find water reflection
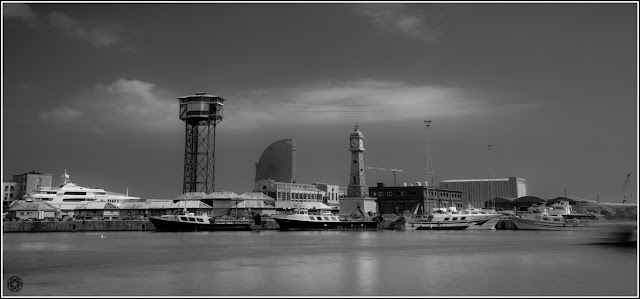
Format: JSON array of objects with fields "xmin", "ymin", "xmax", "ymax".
[{"xmin": 2, "ymin": 230, "xmax": 636, "ymax": 296}]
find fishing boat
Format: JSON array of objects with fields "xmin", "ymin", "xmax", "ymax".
[
  {"xmin": 272, "ymin": 205, "xmax": 378, "ymax": 231},
  {"xmin": 148, "ymin": 210, "xmax": 252, "ymax": 232},
  {"xmin": 542, "ymin": 201, "xmax": 607, "ymax": 222},
  {"xmin": 510, "ymin": 205, "xmax": 605, "ymax": 230},
  {"xmin": 405, "ymin": 205, "xmax": 503, "ymax": 230}
]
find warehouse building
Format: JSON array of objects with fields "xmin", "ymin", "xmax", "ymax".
[{"xmin": 440, "ymin": 177, "xmax": 527, "ymax": 208}]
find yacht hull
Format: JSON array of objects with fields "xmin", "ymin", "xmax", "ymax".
[
  {"xmin": 273, "ymin": 218, "xmax": 378, "ymax": 231},
  {"xmin": 407, "ymin": 217, "xmax": 500, "ymax": 231},
  {"xmin": 149, "ymin": 217, "xmax": 252, "ymax": 232},
  {"xmin": 510, "ymin": 217, "xmax": 599, "ymax": 230}
]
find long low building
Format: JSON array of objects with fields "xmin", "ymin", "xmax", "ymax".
[
  {"xmin": 254, "ymin": 179, "xmax": 324, "ymax": 202},
  {"xmin": 487, "ymin": 196, "xmax": 638, "ymax": 219},
  {"xmin": 6, "ymin": 201, "xmax": 60, "ymax": 220},
  {"xmin": 368, "ymin": 183, "xmax": 464, "ymax": 215},
  {"xmin": 440, "ymin": 177, "xmax": 527, "ymax": 208}
]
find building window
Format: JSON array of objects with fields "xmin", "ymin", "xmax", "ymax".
[
  {"xmin": 378, "ymin": 192, "xmax": 384, "ymax": 196},
  {"xmin": 387, "ymin": 192, "xmax": 392, "ymax": 196},
  {"xmin": 401, "ymin": 191, "xmax": 405, "ymax": 196}
]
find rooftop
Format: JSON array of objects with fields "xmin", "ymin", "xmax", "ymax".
[{"xmin": 8, "ymin": 201, "xmax": 59, "ymax": 211}]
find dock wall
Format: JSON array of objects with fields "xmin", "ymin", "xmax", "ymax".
[
  {"xmin": 3, "ymin": 218, "xmax": 282, "ymax": 232},
  {"xmin": 3, "ymin": 218, "xmax": 512, "ymax": 231},
  {"xmin": 2, "ymin": 220, "xmax": 156, "ymax": 232},
  {"xmin": 250, "ymin": 218, "xmax": 280, "ymax": 230}
]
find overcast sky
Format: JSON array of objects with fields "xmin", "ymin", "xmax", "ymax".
[{"xmin": 2, "ymin": 2, "xmax": 637, "ymax": 202}]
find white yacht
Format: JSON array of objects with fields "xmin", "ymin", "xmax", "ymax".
[
  {"xmin": 23, "ymin": 170, "xmax": 145, "ymax": 211},
  {"xmin": 406, "ymin": 204, "xmax": 504, "ymax": 230}
]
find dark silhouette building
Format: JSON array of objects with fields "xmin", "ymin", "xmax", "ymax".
[
  {"xmin": 369, "ymin": 183, "xmax": 464, "ymax": 215},
  {"xmin": 254, "ymin": 139, "xmax": 296, "ymax": 184}
]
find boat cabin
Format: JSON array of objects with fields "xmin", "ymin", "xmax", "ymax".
[{"xmin": 160, "ymin": 212, "xmax": 210, "ymax": 224}]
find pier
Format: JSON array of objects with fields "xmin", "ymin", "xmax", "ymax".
[{"xmin": 2, "ymin": 218, "xmax": 281, "ymax": 232}]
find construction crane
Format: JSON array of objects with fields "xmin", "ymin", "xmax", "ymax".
[
  {"xmin": 618, "ymin": 173, "xmax": 632, "ymax": 203},
  {"xmin": 366, "ymin": 167, "xmax": 403, "ymax": 187}
]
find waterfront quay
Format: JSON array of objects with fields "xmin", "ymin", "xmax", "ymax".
[
  {"xmin": 2, "ymin": 217, "xmax": 518, "ymax": 232},
  {"xmin": 2, "ymin": 218, "xmax": 281, "ymax": 232}
]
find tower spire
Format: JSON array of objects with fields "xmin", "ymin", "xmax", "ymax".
[{"xmin": 347, "ymin": 125, "xmax": 367, "ymax": 197}]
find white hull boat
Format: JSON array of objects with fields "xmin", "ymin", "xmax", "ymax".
[
  {"xmin": 406, "ymin": 205, "xmax": 503, "ymax": 231},
  {"xmin": 22, "ymin": 170, "xmax": 145, "ymax": 211}
]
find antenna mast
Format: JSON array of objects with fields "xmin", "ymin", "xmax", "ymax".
[
  {"xmin": 425, "ymin": 120, "xmax": 435, "ymax": 213},
  {"xmin": 424, "ymin": 120, "xmax": 433, "ymax": 186},
  {"xmin": 487, "ymin": 144, "xmax": 494, "ymax": 209}
]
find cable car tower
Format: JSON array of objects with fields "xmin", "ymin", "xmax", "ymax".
[{"xmin": 178, "ymin": 92, "xmax": 225, "ymax": 194}]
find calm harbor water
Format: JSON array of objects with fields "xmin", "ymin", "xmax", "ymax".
[{"xmin": 2, "ymin": 229, "xmax": 637, "ymax": 296}]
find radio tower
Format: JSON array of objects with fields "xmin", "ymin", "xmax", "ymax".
[
  {"xmin": 424, "ymin": 120, "xmax": 434, "ymax": 187},
  {"xmin": 488, "ymin": 144, "xmax": 494, "ymax": 209},
  {"xmin": 178, "ymin": 92, "xmax": 225, "ymax": 194}
]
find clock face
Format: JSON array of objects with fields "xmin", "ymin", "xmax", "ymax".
[
  {"xmin": 350, "ymin": 139, "xmax": 358, "ymax": 147},
  {"xmin": 359, "ymin": 140, "xmax": 363, "ymax": 147}
]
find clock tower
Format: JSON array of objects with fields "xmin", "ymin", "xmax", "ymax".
[
  {"xmin": 340, "ymin": 125, "xmax": 377, "ymax": 217},
  {"xmin": 347, "ymin": 125, "xmax": 368, "ymax": 197}
]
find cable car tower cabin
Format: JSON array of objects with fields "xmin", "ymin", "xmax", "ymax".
[{"xmin": 178, "ymin": 92, "xmax": 225, "ymax": 194}]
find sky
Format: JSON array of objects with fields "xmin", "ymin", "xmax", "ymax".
[{"xmin": 2, "ymin": 2, "xmax": 638, "ymax": 202}]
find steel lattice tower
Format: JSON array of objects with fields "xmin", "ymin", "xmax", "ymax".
[
  {"xmin": 424, "ymin": 120, "xmax": 434, "ymax": 187},
  {"xmin": 178, "ymin": 92, "xmax": 225, "ymax": 194}
]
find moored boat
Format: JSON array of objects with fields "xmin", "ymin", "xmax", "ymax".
[
  {"xmin": 149, "ymin": 211, "xmax": 252, "ymax": 232},
  {"xmin": 542, "ymin": 201, "xmax": 607, "ymax": 222},
  {"xmin": 23, "ymin": 170, "xmax": 145, "ymax": 211},
  {"xmin": 510, "ymin": 203, "xmax": 607, "ymax": 230},
  {"xmin": 272, "ymin": 208, "xmax": 377, "ymax": 231},
  {"xmin": 407, "ymin": 215, "xmax": 501, "ymax": 230},
  {"xmin": 406, "ymin": 205, "xmax": 503, "ymax": 231},
  {"xmin": 510, "ymin": 212, "xmax": 601, "ymax": 230}
]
